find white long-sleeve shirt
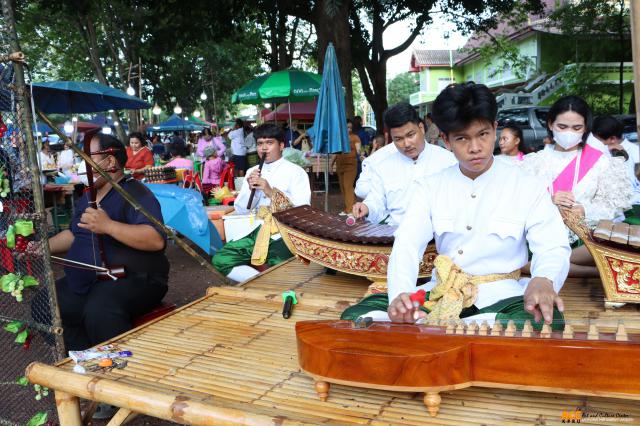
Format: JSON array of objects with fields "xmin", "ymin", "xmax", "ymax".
[
  {"xmin": 229, "ymin": 128, "xmax": 246, "ymax": 156},
  {"xmin": 362, "ymin": 143, "xmax": 457, "ymax": 226},
  {"xmin": 355, "ymin": 143, "xmax": 398, "ymax": 199},
  {"xmin": 520, "ymin": 147, "xmax": 632, "ymax": 236},
  {"xmin": 388, "ymin": 159, "xmax": 570, "ymax": 309},
  {"xmin": 234, "ymin": 157, "xmax": 310, "ymax": 215}
]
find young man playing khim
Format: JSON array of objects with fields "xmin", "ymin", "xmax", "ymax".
[
  {"xmin": 212, "ymin": 124, "xmax": 310, "ymax": 282},
  {"xmin": 351, "ymin": 102, "xmax": 456, "ymax": 226},
  {"xmin": 342, "ymin": 83, "xmax": 570, "ymax": 328}
]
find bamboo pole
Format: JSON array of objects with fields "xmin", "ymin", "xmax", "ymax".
[
  {"xmin": 36, "ymin": 111, "xmax": 231, "ymax": 285},
  {"xmin": 54, "ymin": 390, "xmax": 82, "ymax": 426},
  {"xmin": 26, "ymin": 362, "xmax": 304, "ymax": 425},
  {"xmin": 1, "ymin": 0, "xmax": 66, "ymax": 359}
]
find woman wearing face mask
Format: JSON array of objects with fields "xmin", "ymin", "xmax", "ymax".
[{"xmin": 520, "ymin": 95, "xmax": 632, "ymax": 277}]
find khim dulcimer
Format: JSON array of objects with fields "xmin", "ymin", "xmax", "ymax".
[{"xmin": 296, "ymin": 318, "xmax": 640, "ymax": 417}]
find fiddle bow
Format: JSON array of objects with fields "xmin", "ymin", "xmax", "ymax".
[{"xmin": 80, "ymin": 129, "xmax": 125, "ymax": 281}]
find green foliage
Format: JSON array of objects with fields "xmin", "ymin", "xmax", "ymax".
[
  {"xmin": 26, "ymin": 412, "xmax": 47, "ymax": 426},
  {"xmin": 16, "ymin": 376, "xmax": 29, "ymax": 386},
  {"xmin": 387, "ymin": 72, "xmax": 419, "ymax": 106},
  {"xmin": 548, "ymin": 0, "xmax": 630, "ymax": 113},
  {"xmin": 14, "ymin": 0, "xmax": 261, "ymax": 124}
]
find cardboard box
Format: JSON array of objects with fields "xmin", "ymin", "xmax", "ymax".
[{"xmin": 206, "ymin": 206, "xmax": 235, "ymax": 241}]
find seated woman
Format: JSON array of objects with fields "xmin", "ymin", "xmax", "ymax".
[
  {"xmin": 519, "ymin": 95, "xmax": 632, "ymax": 277},
  {"xmin": 495, "ymin": 125, "xmax": 524, "ymax": 163},
  {"xmin": 125, "ymin": 132, "xmax": 153, "ymax": 180},
  {"xmin": 165, "ymin": 143, "xmax": 193, "ymax": 171},
  {"xmin": 201, "ymin": 146, "xmax": 225, "ymax": 196}
]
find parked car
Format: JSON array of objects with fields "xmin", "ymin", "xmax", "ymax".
[{"xmin": 496, "ymin": 106, "xmax": 550, "ymax": 153}]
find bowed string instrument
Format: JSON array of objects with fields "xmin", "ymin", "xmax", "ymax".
[{"xmin": 50, "ymin": 129, "xmax": 125, "ymax": 281}]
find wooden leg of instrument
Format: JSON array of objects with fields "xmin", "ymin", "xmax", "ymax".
[
  {"xmin": 55, "ymin": 390, "xmax": 82, "ymax": 426},
  {"xmin": 423, "ymin": 392, "xmax": 441, "ymax": 417},
  {"xmin": 315, "ymin": 381, "xmax": 330, "ymax": 401}
]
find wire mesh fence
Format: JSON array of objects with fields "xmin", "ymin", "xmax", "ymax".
[{"xmin": 0, "ymin": 6, "xmax": 63, "ymax": 425}]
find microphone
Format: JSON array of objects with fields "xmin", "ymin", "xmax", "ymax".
[{"xmin": 246, "ymin": 154, "xmax": 266, "ymax": 210}]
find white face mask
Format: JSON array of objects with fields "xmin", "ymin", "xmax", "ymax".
[{"xmin": 553, "ymin": 130, "xmax": 583, "ymax": 149}]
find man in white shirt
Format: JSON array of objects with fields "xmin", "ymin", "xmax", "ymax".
[
  {"xmin": 342, "ymin": 83, "xmax": 570, "ymax": 328},
  {"xmin": 229, "ymin": 119, "xmax": 247, "ymax": 176},
  {"xmin": 354, "ymin": 143, "xmax": 397, "ymax": 199},
  {"xmin": 213, "ymin": 124, "xmax": 311, "ymax": 282},
  {"xmin": 351, "ymin": 102, "xmax": 457, "ymax": 226}
]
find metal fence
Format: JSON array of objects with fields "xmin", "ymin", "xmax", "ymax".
[{"xmin": 0, "ymin": 4, "xmax": 63, "ymax": 425}]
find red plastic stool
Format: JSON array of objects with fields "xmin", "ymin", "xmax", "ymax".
[
  {"xmin": 222, "ymin": 196, "xmax": 236, "ymax": 206},
  {"xmin": 133, "ymin": 302, "xmax": 177, "ymax": 327}
]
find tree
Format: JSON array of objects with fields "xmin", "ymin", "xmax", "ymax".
[
  {"xmin": 348, "ymin": 0, "xmax": 545, "ymax": 130},
  {"xmin": 387, "ymin": 72, "xmax": 419, "ymax": 106},
  {"xmin": 14, "ymin": 0, "xmax": 259, "ymax": 132},
  {"xmin": 548, "ymin": 0, "xmax": 630, "ymax": 114}
]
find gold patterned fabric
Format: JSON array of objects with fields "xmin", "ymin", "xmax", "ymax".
[
  {"xmin": 424, "ymin": 255, "xmax": 521, "ymax": 321},
  {"xmin": 251, "ymin": 206, "xmax": 279, "ymax": 266}
]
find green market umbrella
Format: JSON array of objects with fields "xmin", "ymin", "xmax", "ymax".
[{"xmin": 231, "ymin": 69, "xmax": 321, "ymax": 105}]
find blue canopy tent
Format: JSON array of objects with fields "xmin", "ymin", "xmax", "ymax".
[
  {"xmin": 145, "ymin": 183, "xmax": 223, "ymax": 255},
  {"xmin": 149, "ymin": 114, "xmax": 205, "ymax": 133},
  {"xmin": 312, "ymin": 43, "xmax": 351, "ymax": 211},
  {"xmin": 30, "ymin": 81, "xmax": 150, "ymax": 113}
]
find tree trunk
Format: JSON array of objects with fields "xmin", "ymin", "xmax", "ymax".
[
  {"xmin": 75, "ymin": 13, "xmax": 128, "ymax": 142},
  {"xmin": 314, "ymin": 1, "xmax": 354, "ymax": 118}
]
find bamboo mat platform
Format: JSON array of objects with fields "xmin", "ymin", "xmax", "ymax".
[{"xmin": 29, "ymin": 259, "xmax": 640, "ymax": 425}]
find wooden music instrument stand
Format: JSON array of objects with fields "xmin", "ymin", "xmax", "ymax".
[{"xmin": 562, "ymin": 210, "xmax": 640, "ymax": 308}]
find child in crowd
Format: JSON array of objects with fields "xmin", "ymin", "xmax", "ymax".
[
  {"xmin": 202, "ymin": 146, "xmax": 225, "ymax": 196},
  {"xmin": 165, "ymin": 144, "xmax": 193, "ymax": 171}
]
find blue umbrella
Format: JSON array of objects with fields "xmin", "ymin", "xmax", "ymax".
[
  {"xmin": 150, "ymin": 114, "xmax": 205, "ymax": 132},
  {"xmin": 145, "ymin": 183, "xmax": 223, "ymax": 255},
  {"xmin": 312, "ymin": 43, "xmax": 350, "ymax": 210},
  {"xmin": 31, "ymin": 81, "xmax": 151, "ymax": 113}
]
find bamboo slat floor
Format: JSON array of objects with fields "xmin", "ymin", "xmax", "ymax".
[{"xmin": 28, "ymin": 259, "xmax": 640, "ymax": 425}]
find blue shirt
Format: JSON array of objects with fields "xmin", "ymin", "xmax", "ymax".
[
  {"xmin": 284, "ymin": 129, "xmax": 300, "ymax": 148},
  {"xmin": 65, "ymin": 178, "xmax": 168, "ymax": 294}
]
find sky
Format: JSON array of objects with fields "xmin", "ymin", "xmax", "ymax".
[{"xmin": 384, "ymin": 14, "xmax": 469, "ymax": 79}]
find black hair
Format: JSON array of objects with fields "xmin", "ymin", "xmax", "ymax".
[
  {"xmin": 593, "ymin": 115, "xmax": 624, "ymax": 140},
  {"xmin": 235, "ymin": 118, "xmax": 244, "ymax": 128},
  {"xmin": 170, "ymin": 143, "xmax": 187, "ymax": 158},
  {"xmin": 611, "ymin": 148, "xmax": 629, "ymax": 162},
  {"xmin": 501, "ymin": 125, "xmax": 523, "ymax": 152},
  {"xmin": 431, "ymin": 82, "xmax": 497, "ymax": 136},
  {"xmin": 426, "ymin": 113, "xmax": 433, "ymax": 120},
  {"xmin": 547, "ymin": 95, "xmax": 592, "ymax": 145},
  {"xmin": 128, "ymin": 132, "xmax": 146, "ymax": 146},
  {"xmin": 95, "ymin": 133, "xmax": 127, "ymax": 168},
  {"xmin": 202, "ymin": 128, "xmax": 213, "ymax": 137},
  {"xmin": 383, "ymin": 102, "xmax": 422, "ymax": 129},
  {"xmin": 254, "ymin": 123, "xmax": 284, "ymax": 142},
  {"xmin": 346, "ymin": 118, "xmax": 353, "ymax": 124}
]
